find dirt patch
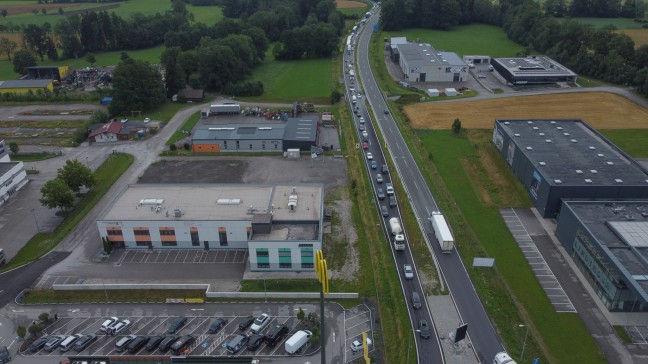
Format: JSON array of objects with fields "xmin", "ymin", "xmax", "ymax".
[
  {"xmin": 405, "ymin": 92, "xmax": 648, "ymax": 129},
  {"xmin": 336, "ymin": 0, "xmax": 366, "ymax": 8},
  {"xmin": 617, "ymin": 29, "xmax": 648, "ymax": 48},
  {"xmin": 139, "ymin": 159, "xmax": 248, "ymax": 184},
  {"xmin": 327, "ymin": 200, "xmax": 359, "ymax": 281}
]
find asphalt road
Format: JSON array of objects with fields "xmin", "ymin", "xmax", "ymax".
[
  {"xmin": 345, "ymin": 9, "xmax": 444, "ymax": 364},
  {"xmin": 355, "ymin": 7, "xmax": 505, "ymax": 363}
]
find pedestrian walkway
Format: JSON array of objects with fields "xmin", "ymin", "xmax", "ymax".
[{"xmin": 500, "ymin": 208, "xmax": 576, "ymax": 313}]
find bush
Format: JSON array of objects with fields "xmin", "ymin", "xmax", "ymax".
[
  {"xmin": 330, "ymin": 89, "xmax": 342, "ymax": 104},
  {"xmin": 169, "ymin": 144, "xmax": 177, "ymax": 151},
  {"xmin": 183, "ymin": 143, "xmax": 190, "ymax": 150},
  {"xmin": 16, "ymin": 326, "xmax": 26, "ymax": 339},
  {"xmin": 38, "ymin": 313, "xmax": 49, "ymax": 323}
]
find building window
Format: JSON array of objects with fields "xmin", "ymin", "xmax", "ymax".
[
  {"xmin": 219, "ymin": 227, "xmax": 228, "ymax": 246},
  {"xmin": 236, "ymin": 140, "xmax": 240, "ymax": 149},
  {"xmin": 247, "ymin": 226, "xmax": 253, "ymax": 240},
  {"xmin": 301, "ymin": 247, "xmax": 313, "ymax": 268},
  {"xmin": 159, "ymin": 228, "xmax": 175, "ymax": 236},
  {"xmin": 133, "ymin": 228, "xmax": 150, "ymax": 235},
  {"xmin": 107, "ymin": 229, "xmax": 123, "ymax": 236},
  {"xmin": 274, "ymin": 144, "xmax": 278, "ymax": 149},
  {"xmin": 190, "ymin": 228, "xmax": 200, "ymax": 246},
  {"xmin": 136, "ymin": 241, "xmax": 151, "ymax": 247},
  {"xmin": 249, "ymin": 144, "xmax": 253, "ymax": 149},
  {"xmin": 301, "ymin": 263, "xmax": 314, "ymax": 269},
  {"xmin": 162, "ymin": 241, "xmax": 178, "ymax": 247},
  {"xmin": 298, "ymin": 243, "xmax": 313, "ymax": 247},
  {"xmin": 258, "ymin": 263, "xmax": 270, "ymax": 268},
  {"xmin": 280, "ymin": 262, "xmax": 292, "ymax": 269},
  {"xmin": 262, "ymin": 143, "xmax": 266, "ymax": 150},
  {"xmin": 256, "ymin": 248, "xmax": 269, "ymax": 268},
  {"xmin": 278, "ymin": 248, "xmax": 291, "ymax": 268}
]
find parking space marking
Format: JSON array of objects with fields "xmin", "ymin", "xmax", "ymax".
[{"xmin": 500, "ymin": 208, "xmax": 576, "ymax": 313}]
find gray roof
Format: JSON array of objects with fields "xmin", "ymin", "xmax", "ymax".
[
  {"xmin": 0, "ymin": 162, "xmax": 20, "ymax": 175},
  {"xmin": 0, "ymin": 79, "xmax": 53, "ymax": 89},
  {"xmin": 192, "ymin": 124, "xmax": 286, "ymax": 141},
  {"xmin": 395, "ymin": 43, "xmax": 466, "ymax": 69},
  {"xmin": 496, "ymin": 119, "xmax": 648, "ymax": 186},
  {"xmin": 563, "ymin": 200, "xmax": 648, "ymax": 301},
  {"xmin": 493, "ymin": 56, "xmax": 576, "ymax": 77},
  {"xmin": 284, "ymin": 119, "xmax": 317, "ymax": 142}
]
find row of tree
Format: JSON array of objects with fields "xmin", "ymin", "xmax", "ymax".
[{"xmin": 40, "ymin": 160, "xmax": 96, "ymax": 211}]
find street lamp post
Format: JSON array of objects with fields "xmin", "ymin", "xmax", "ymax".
[
  {"xmin": 31, "ymin": 208, "xmax": 40, "ymax": 232},
  {"xmin": 519, "ymin": 324, "xmax": 529, "ymax": 362}
]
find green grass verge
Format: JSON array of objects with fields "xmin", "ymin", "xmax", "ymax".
[
  {"xmin": 381, "ymin": 24, "xmax": 525, "ymax": 57},
  {"xmin": 338, "ymin": 5, "xmax": 368, "ymax": 18},
  {"xmin": 576, "ymin": 76, "xmax": 606, "ymax": 87},
  {"xmin": 10, "ymin": 153, "xmax": 57, "ymax": 162},
  {"xmin": 240, "ymin": 48, "xmax": 332, "ymax": 104},
  {"xmin": 600, "ymin": 129, "xmax": 648, "ymax": 158},
  {"xmin": 22, "ymin": 289, "xmax": 205, "ymax": 304},
  {"xmin": 166, "ymin": 111, "xmax": 200, "ymax": 145},
  {"xmin": 1, "ymin": 153, "xmax": 134, "ymax": 272},
  {"xmin": 570, "ymin": 17, "xmax": 644, "ymax": 29},
  {"xmin": 613, "ymin": 325, "xmax": 632, "ymax": 343}
]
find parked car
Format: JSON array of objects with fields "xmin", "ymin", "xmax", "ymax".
[
  {"xmin": 128, "ymin": 336, "xmax": 150, "ymax": 354},
  {"xmin": 115, "ymin": 335, "xmax": 137, "ymax": 352},
  {"xmin": 146, "ymin": 335, "xmax": 164, "ymax": 351},
  {"xmin": 0, "ymin": 346, "xmax": 10, "ymax": 363},
  {"xmin": 43, "ymin": 335, "xmax": 67, "ymax": 352},
  {"xmin": 238, "ymin": 316, "xmax": 255, "ymax": 331},
  {"xmin": 226, "ymin": 334, "xmax": 249, "ymax": 354},
  {"xmin": 247, "ymin": 333, "xmax": 265, "ymax": 351},
  {"xmin": 73, "ymin": 334, "xmax": 97, "ymax": 352},
  {"xmin": 171, "ymin": 335, "xmax": 195, "ymax": 355},
  {"xmin": 113, "ymin": 319, "xmax": 131, "ymax": 334},
  {"xmin": 350, "ymin": 337, "xmax": 373, "ymax": 352},
  {"xmin": 158, "ymin": 335, "xmax": 179, "ymax": 352},
  {"xmin": 143, "ymin": 117, "xmax": 150, "ymax": 123},
  {"xmin": 167, "ymin": 317, "xmax": 187, "ymax": 333},
  {"xmin": 29, "ymin": 336, "xmax": 50, "ymax": 353},
  {"xmin": 404, "ymin": 264, "xmax": 414, "ymax": 279},
  {"xmin": 418, "ymin": 320, "xmax": 431, "ymax": 339},
  {"xmin": 100, "ymin": 317, "xmax": 119, "ymax": 332},
  {"xmin": 381, "ymin": 205, "xmax": 389, "ymax": 217},
  {"xmin": 264, "ymin": 324, "xmax": 288, "ymax": 347},
  {"xmin": 208, "ymin": 318, "xmax": 228, "ymax": 334},
  {"xmin": 250, "ymin": 313, "xmax": 271, "ymax": 333}
]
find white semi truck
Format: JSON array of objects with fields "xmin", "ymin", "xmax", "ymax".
[
  {"xmin": 431, "ymin": 211, "xmax": 454, "ymax": 253},
  {"xmin": 388, "ymin": 217, "xmax": 405, "ymax": 251}
]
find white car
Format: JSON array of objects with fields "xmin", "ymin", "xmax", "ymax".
[
  {"xmin": 143, "ymin": 117, "xmax": 150, "ymax": 123},
  {"xmin": 120, "ymin": 118, "xmax": 128, "ymax": 123},
  {"xmin": 250, "ymin": 313, "xmax": 270, "ymax": 333},
  {"xmin": 100, "ymin": 317, "xmax": 119, "ymax": 332},
  {"xmin": 350, "ymin": 337, "xmax": 373, "ymax": 352},
  {"xmin": 366, "ymin": 152, "xmax": 373, "ymax": 160},
  {"xmin": 403, "ymin": 264, "xmax": 414, "ymax": 279},
  {"xmin": 112, "ymin": 319, "xmax": 131, "ymax": 334}
]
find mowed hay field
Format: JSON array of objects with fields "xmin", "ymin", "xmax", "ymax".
[
  {"xmin": 618, "ymin": 29, "xmax": 648, "ymax": 48},
  {"xmin": 336, "ymin": 0, "xmax": 366, "ymax": 8},
  {"xmin": 405, "ymin": 92, "xmax": 648, "ymax": 129}
]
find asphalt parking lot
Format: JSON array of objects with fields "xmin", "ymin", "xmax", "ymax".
[
  {"xmin": 343, "ymin": 304, "xmax": 374, "ymax": 363},
  {"xmin": 113, "ymin": 249, "xmax": 248, "ymax": 265}
]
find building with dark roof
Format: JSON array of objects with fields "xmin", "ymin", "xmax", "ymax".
[
  {"xmin": 492, "ymin": 119, "xmax": 648, "ymax": 217},
  {"xmin": 177, "ymin": 87, "xmax": 204, "ymax": 102},
  {"xmin": 283, "ymin": 119, "xmax": 318, "ymax": 150},
  {"xmin": 88, "ymin": 121, "xmax": 124, "ymax": 143},
  {"xmin": 391, "ymin": 42, "xmax": 468, "ymax": 83},
  {"xmin": 556, "ymin": 200, "xmax": 648, "ymax": 312},
  {"xmin": 491, "ymin": 55, "xmax": 577, "ymax": 85},
  {"xmin": 0, "ymin": 79, "xmax": 54, "ymax": 94},
  {"xmin": 0, "ymin": 140, "xmax": 28, "ymax": 207}
]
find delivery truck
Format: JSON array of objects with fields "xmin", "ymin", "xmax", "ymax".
[
  {"xmin": 431, "ymin": 211, "xmax": 454, "ymax": 253},
  {"xmin": 285, "ymin": 330, "xmax": 312, "ymax": 355}
]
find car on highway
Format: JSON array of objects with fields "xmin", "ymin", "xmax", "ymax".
[
  {"xmin": 250, "ymin": 313, "xmax": 271, "ymax": 333},
  {"xmin": 208, "ymin": 318, "xmax": 228, "ymax": 334},
  {"xmin": 0, "ymin": 346, "xmax": 10, "ymax": 363},
  {"xmin": 146, "ymin": 335, "xmax": 164, "ymax": 351},
  {"xmin": 72, "ymin": 334, "xmax": 97, "ymax": 352},
  {"xmin": 478, "ymin": 74, "xmax": 487, "ymax": 79},
  {"xmin": 418, "ymin": 319, "xmax": 431, "ymax": 339},
  {"xmin": 377, "ymin": 188, "xmax": 385, "ymax": 200},
  {"xmin": 359, "ymin": 116, "xmax": 365, "ymax": 123},
  {"xmin": 29, "ymin": 336, "xmax": 50, "ymax": 352},
  {"xmin": 115, "ymin": 335, "xmax": 137, "ymax": 352},
  {"xmin": 371, "ymin": 160, "xmax": 377, "ymax": 169},
  {"xmin": 384, "ymin": 109, "xmax": 389, "ymax": 114},
  {"xmin": 386, "ymin": 183, "xmax": 394, "ymax": 195},
  {"xmin": 350, "ymin": 337, "xmax": 373, "ymax": 352},
  {"xmin": 359, "ymin": 124, "xmax": 365, "ymax": 131},
  {"xmin": 389, "ymin": 195, "xmax": 397, "ymax": 207},
  {"xmin": 44, "ymin": 335, "xmax": 67, "ymax": 352},
  {"xmin": 404, "ymin": 264, "xmax": 414, "ymax": 279},
  {"xmin": 238, "ymin": 316, "xmax": 255, "ymax": 331},
  {"xmin": 158, "ymin": 335, "xmax": 179, "ymax": 352},
  {"xmin": 376, "ymin": 174, "xmax": 383, "ymax": 183},
  {"xmin": 362, "ymin": 142, "xmax": 369, "ymax": 150},
  {"xmin": 411, "ymin": 292, "xmax": 422, "ymax": 309},
  {"xmin": 128, "ymin": 335, "xmax": 150, "ymax": 353},
  {"xmin": 226, "ymin": 334, "xmax": 250, "ymax": 354},
  {"xmin": 381, "ymin": 164, "xmax": 388, "ymax": 174},
  {"xmin": 361, "ymin": 130, "xmax": 369, "ymax": 140},
  {"xmin": 381, "ymin": 205, "xmax": 389, "ymax": 217},
  {"xmin": 100, "ymin": 317, "xmax": 119, "ymax": 332},
  {"xmin": 247, "ymin": 333, "xmax": 265, "ymax": 351},
  {"xmin": 167, "ymin": 317, "xmax": 187, "ymax": 333},
  {"xmin": 366, "ymin": 152, "xmax": 373, "ymax": 160}
]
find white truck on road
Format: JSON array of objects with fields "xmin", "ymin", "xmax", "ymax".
[
  {"xmin": 389, "ymin": 217, "xmax": 405, "ymax": 250},
  {"xmin": 493, "ymin": 352, "xmax": 517, "ymax": 364},
  {"xmin": 431, "ymin": 211, "xmax": 454, "ymax": 253}
]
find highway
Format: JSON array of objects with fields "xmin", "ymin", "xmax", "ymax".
[
  {"xmin": 353, "ymin": 5, "xmax": 506, "ymax": 363},
  {"xmin": 343, "ymin": 12, "xmax": 444, "ymax": 364}
]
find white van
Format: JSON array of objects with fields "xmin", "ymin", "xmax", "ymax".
[
  {"xmin": 493, "ymin": 352, "xmax": 517, "ymax": 364},
  {"xmin": 59, "ymin": 334, "xmax": 82, "ymax": 352},
  {"xmin": 285, "ymin": 330, "xmax": 312, "ymax": 355}
]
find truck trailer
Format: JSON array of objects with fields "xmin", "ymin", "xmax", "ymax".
[
  {"xmin": 431, "ymin": 211, "xmax": 454, "ymax": 253},
  {"xmin": 388, "ymin": 218, "xmax": 406, "ymax": 250}
]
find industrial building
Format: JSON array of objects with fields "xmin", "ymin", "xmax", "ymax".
[
  {"xmin": 389, "ymin": 40, "xmax": 468, "ymax": 83},
  {"xmin": 555, "ymin": 200, "xmax": 648, "ymax": 312},
  {"xmin": 0, "ymin": 79, "xmax": 54, "ymax": 94},
  {"xmin": 192, "ymin": 119, "xmax": 318, "ymax": 153},
  {"xmin": 96, "ymin": 184, "xmax": 323, "ymax": 271},
  {"xmin": 491, "ymin": 56, "xmax": 577, "ymax": 85},
  {"xmin": 492, "ymin": 119, "xmax": 648, "ymax": 217},
  {"xmin": 0, "ymin": 140, "xmax": 28, "ymax": 207},
  {"xmin": 24, "ymin": 66, "xmax": 69, "ymax": 82},
  {"xmin": 462, "ymin": 55, "xmax": 491, "ymax": 65}
]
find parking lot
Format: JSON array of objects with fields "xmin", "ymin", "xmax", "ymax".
[
  {"xmin": 114, "ymin": 249, "xmax": 249, "ymax": 265},
  {"xmin": 343, "ymin": 304, "xmax": 374, "ymax": 363},
  {"xmin": 28, "ymin": 313, "xmax": 315, "ymax": 358}
]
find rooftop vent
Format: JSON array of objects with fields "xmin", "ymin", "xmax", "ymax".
[
  {"xmin": 545, "ymin": 139, "xmax": 552, "ymax": 143},
  {"xmin": 504, "ymin": 121, "xmax": 510, "ymax": 125},
  {"xmin": 625, "ymin": 214, "xmax": 635, "ymax": 220},
  {"xmin": 174, "ymin": 209, "xmax": 182, "ymax": 218},
  {"xmin": 550, "ymin": 121, "xmax": 556, "ymax": 124},
  {"xmin": 615, "ymin": 179, "xmax": 623, "ymax": 183},
  {"xmin": 554, "ymin": 179, "xmax": 563, "ymax": 184},
  {"xmin": 589, "ymin": 146, "xmax": 596, "ymax": 150},
  {"xmin": 527, "ymin": 121, "xmax": 533, "ymax": 124},
  {"xmin": 539, "ymin": 161, "xmax": 546, "ymax": 166},
  {"xmin": 140, "ymin": 199, "xmax": 164, "ymax": 206},
  {"xmin": 575, "ymin": 170, "xmax": 583, "ymax": 174},
  {"xmin": 585, "ymin": 179, "xmax": 592, "ymax": 183},
  {"xmin": 591, "ymin": 170, "xmax": 598, "ymax": 174},
  {"xmin": 607, "ymin": 161, "xmax": 615, "ymax": 165},
  {"xmin": 258, "ymin": 127, "xmax": 272, "ymax": 130},
  {"xmin": 216, "ymin": 198, "xmax": 242, "ymax": 205},
  {"xmin": 526, "ymin": 146, "xmax": 533, "ymax": 150}
]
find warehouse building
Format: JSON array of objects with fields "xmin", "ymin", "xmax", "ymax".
[
  {"xmin": 192, "ymin": 119, "xmax": 318, "ymax": 153},
  {"xmin": 555, "ymin": 200, "xmax": 648, "ymax": 312},
  {"xmin": 97, "ymin": 184, "xmax": 323, "ymax": 271},
  {"xmin": 0, "ymin": 79, "xmax": 54, "ymax": 94},
  {"xmin": 491, "ymin": 55, "xmax": 577, "ymax": 85},
  {"xmin": 0, "ymin": 140, "xmax": 28, "ymax": 207},
  {"xmin": 492, "ymin": 119, "xmax": 648, "ymax": 217},
  {"xmin": 24, "ymin": 66, "xmax": 69, "ymax": 82},
  {"xmin": 390, "ymin": 42, "xmax": 468, "ymax": 82}
]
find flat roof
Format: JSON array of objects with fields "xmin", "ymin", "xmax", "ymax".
[
  {"xmin": 99, "ymin": 184, "xmax": 322, "ymax": 222},
  {"xmin": 395, "ymin": 43, "xmax": 466, "ymax": 68},
  {"xmin": 192, "ymin": 124, "xmax": 285, "ymax": 141},
  {"xmin": 493, "ymin": 56, "xmax": 576, "ymax": 77},
  {"xmin": 0, "ymin": 162, "xmax": 19, "ymax": 175},
  {"xmin": 284, "ymin": 119, "xmax": 317, "ymax": 142},
  {"xmin": 0, "ymin": 79, "xmax": 53, "ymax": 88},
  {"xmin": 563, "ymin": 200, "xmax": 648, "ymax": 301},
  {"xmin": 495, "ymin": 119, "xmax": 648, "ymax": 186}
]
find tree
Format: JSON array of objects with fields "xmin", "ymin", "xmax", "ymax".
[
  {"xmin": 40, "ymin": 178, "xmax": 75, "ymax": 210},
  {"xmin": 85, "ymin": 53, "xmax": 96, "ymax": 66},
  {"xmin": 58, "ymin": 7, "xmax": 63, "ymax": 15},
  {"xmin": 57, "ymin": 159, "xmax": 96, "ymax": 193},
  {"xmin": 161, "ymin": 47, "xmax": 185, "ymax": 98},
  {"xmin": 22, "ymin": 24, "xmax": 51, "ymax": 61},
  {"xmin": 12, "ymin": 49, "xmax": 37, "ymax": 74},
  {"xmin": 89, "ymin": 109, "xmax": 109, "ymax": 124},
  {"xmin": 109, "ymin": 59, "xmax": 166, "ymax": 115},
  {"xmin": 0, "ymin": 36, "xmax": 17, "ymax": 61},
  {"xmin": 1, "ymin": 9, "xmax": 7, "ymax": 17},
  {"xmin": 41, "ymin": 8, "xmax": 46, "ymax": 15},
  {"xmin": 296, "ymin": 307, "xmax": 305, "ymax": 322},
  {"xmin": 8, "ymin": 142, "xmax": 18, "ymax": 154},
  {"xmin": 38, "ymin": 313, "xmax": 50, "ymax": 323},
  {"xmin": 16, "ymin": 326, "xmax": 26, "ymax": 339},
  {"xmin": 452, "ymin": 118, "xmax": 462, "ymax": 134}
]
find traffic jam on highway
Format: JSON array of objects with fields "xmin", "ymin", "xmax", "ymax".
[{"xmin": 23, "ymin": 313, "xmax": 316, "ymax": 358}]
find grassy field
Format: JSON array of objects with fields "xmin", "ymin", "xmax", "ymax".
[
  {"xmin": 241, "ymin": 49, "xmax": 333, "ymax": 104},
  {"xmin": 571, "ymin": 17, "xmax": 644, "ymax": 29},
  {"xmin": 167, "ymin": 111, "xmax": 200, "ymax": 145},
  {"xmin": 405, "ymin": 92, "xmax": 648, "ymax": 130},
  {"xmin": 381, "ymin": 24, "xmax": 525, "ymax": 57},
  {"xmin": 336, "ymin": 0, "xmax": 368, "ymax": 17},
  {"xmin": 23, "ymin": 289, "xmax": 205, "ymax": 304},
  {"xmin": 600, "ymin": 129, "xmax": 648, "ymax": 157}
]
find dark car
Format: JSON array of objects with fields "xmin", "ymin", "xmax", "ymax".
[
  {"xmin": 226, "ymin": 334, "xmax": 249, "ymax": 354},
  {"xmin": 158, "ymin": 335, "xmax": 179, "ymax": 352},
  {"xmin": 73, "ymin": 334, "xmax": 97, "ymax": 352},
  {"xmin": 170, "ymin": 335, "xmax": 195, "ymax": 355},
  {"xmin": 208, "ymin": 318, "xmax": 228, "ymax": 334},
  {"xmin": 0, "ymin": 347, "xmax": 10, "ymax": 363},
  {"xmin": 247, "ymin": 333, "xmax": 264, "ymax": 351},
  {"xmin": 167, "ymin": 317, "xmax": 187, "ymax": 334},
  {"xmin": 238, "ymin": 316, "xmax": 254, "ymax": 331},
  {"xmin": 127, "ymin": 336, "xmax": 149, "ymax": 354},
  {"xmin": 146, "ymin": 335, "xmax": 164, "ymax": 351},
  {"xmin": 418, "ymin": 320, "xmax": 431, "ymax": 339},
  {"xmin": 43, "ymin": 335, "xmax": 67, "ymax": 352},
  {"xmin": 264, "ymin": 324, "xmax": 288, "ymax": 347},
  {"xmin": 381, "ymin": 205, "xmax": 389, "ymax": 217},
  {"xmin": 29, "ymin": 336, "xmax": 50, "ymax": 353},
  {"xmin": 384, "ymin": 109, "xmax": 389, "ymax": 114}
]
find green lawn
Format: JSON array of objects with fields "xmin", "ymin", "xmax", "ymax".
[
  {"xmin": 338, "ymin": 6, "xmax": 368, "ymax": 18},
  {"xmin": 187, "ymin": 4, "xmax": 223, "ymax": 26},
  {"xmin": 382, "ymin": 24, "xmax": 525, "ymax": 57},
  {"xmin": 167, "ymin": 111, "xmax": 200, "ymax": 145},
  {"xmin": 600, "ymin": 129, "xmax": 648, "ymax": 158},
  {"xmin": 241, "ymin": 49, "xmax": 333, "ymax": 104},
  {"xmin": 570, "ymin": 17, "xmax": 644, "ymax": 29}
]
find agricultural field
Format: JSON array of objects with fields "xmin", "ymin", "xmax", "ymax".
[
  {"xmin": 617, "ymin": 28, "xmax": 648, "ymax": 47},
  {"xmin": 381, "ymin": 24, "xmax": 525, "ymax": 57},
  {"xmin": 404, "ymin": 92, "xmax": 648, "ymax": 130},
  {"xmin": 336, "ymin": 0, "xmax": 367, "ymax": 17}
]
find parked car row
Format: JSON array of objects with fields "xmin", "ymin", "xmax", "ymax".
[{"xmin": 30, "ymin": 334, "xmax": 97, "ymax": 353}]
